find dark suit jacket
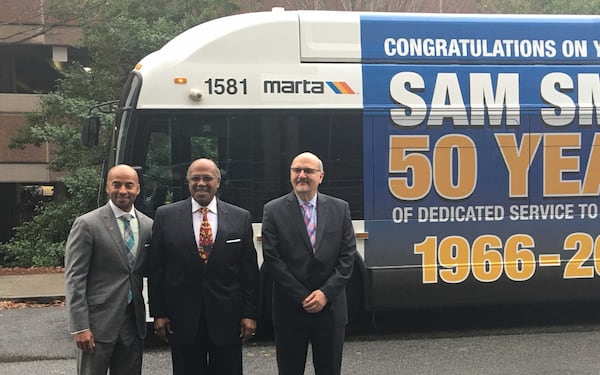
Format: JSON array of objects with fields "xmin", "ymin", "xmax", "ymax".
[
  {"xmin": 65, "ymin": 203, "xmax": 153, "ymax": 342},
  {"xmin": 148, "ymin": 198, "xmax": 259, "ymax": 346},
  {"xmin": 262, "ymin": 192, "xmax": 356, "ymax": 328}
]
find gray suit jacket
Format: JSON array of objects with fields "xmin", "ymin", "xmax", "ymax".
[{"xmin": 65, "ymin": 203, "xmax": 153, "ymax": 342}]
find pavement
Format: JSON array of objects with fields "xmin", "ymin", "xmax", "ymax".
[{"xmin": 0, "ymin": 272, "xmax": 65, "ymax": 302}]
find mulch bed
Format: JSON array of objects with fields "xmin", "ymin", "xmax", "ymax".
[
  {"xmin": 0, "ymin": 266, "xmax": 64, "ymax": 276},
  {"xmin": 0, "ymin": 299, "xmax": 65, "ymax": 310}
]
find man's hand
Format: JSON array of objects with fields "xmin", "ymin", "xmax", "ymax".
[
  {"xmin": 74, "ymin": 330, "xmax": 95, "ymax": 353},
  {"xmin": 154, "ymin": 317, "xmax": 173, "ymax": 343},
  {"xmin": 303, "ymin": 289, "xmax": 328, "ymax": 313},
  {"xmin": 240, "ymin": 318, "xmax": 256, "ymax": 342}
]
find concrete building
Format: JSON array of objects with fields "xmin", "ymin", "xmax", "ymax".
[{"xmin": 0, "ymin": 0, "xmax": 82, "ymax": 243}]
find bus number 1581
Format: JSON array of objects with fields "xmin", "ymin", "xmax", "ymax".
[{"xmin": 204, "ymin": 78, "xmax": 248, "ymax": 95}]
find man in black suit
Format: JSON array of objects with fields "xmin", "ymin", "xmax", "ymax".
[
  {"xmin": 262, "ymin": 152, "xmax": 357, "ymax": 375},
  {"xmin": 148, "ymin": 158, "xmax": 259, "ymax": 375}
]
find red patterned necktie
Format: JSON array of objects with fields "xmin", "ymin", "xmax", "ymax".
[{"xmin": 198, "ymin": 207, "xmax": 214, "ymax": 262}]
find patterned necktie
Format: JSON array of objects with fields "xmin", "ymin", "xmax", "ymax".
[
  {"xmin": 198, "ymin": 207, "xmax": 214, "ymax": 263},
  {"xmin": 301, "ymin": 202, "xmax": 316, "ymax": 250},
  {"xmin": 121, "ymin": 214, "xmax": 135, "ymax": 304},
  {"xmin": 121, "ymin": 214, "xmax": 136, "ymax": 268}
]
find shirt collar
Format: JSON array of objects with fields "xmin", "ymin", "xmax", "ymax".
[
  {"xmin": 108, "ymin": 200, "xmax": 137, "ymax": 219},
  {"xmin": 191, "ymin": 196, "xmax": 217, "ymax": 214},
  {"xmin": 295, "ymin": 193, "xmax": 317, "ymax": 208}
]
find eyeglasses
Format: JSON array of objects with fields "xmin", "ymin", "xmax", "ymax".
[
  {"xmin": 290, "ymin": 167, "xmax": 321, "ymax": 175},
  {"xmin": 188, "ymin": 175, "xmax": 216, "ymax": 183}
]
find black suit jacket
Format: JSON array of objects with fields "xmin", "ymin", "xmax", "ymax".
[
  {"xmin": 148, "ymin": 198, "xmax": 259, "ymax": 346},
  {"xmin": 262, "ymin": 192, "xmax": 356, "ymax": 328}
]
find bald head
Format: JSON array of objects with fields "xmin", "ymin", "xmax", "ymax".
[
  {"xmin": 187, "ymin": 158, "xmax": 221, "ymax": 206},
  {"xmin": 106, "ymin": 164, "xmax": 140, "ymax": 211},
  {"xmin": 290, "ymin": 152, "xmax": 324, "ymax": 201}
]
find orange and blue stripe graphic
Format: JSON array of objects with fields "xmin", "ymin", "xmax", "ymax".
[{"xmin": 326, "ymin": 81, "xmax": 357, "ymax": 94}]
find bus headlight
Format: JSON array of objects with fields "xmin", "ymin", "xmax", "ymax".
[{"xmin": 189, "ymin": 89, "xmax": 203, "ymax": 101}]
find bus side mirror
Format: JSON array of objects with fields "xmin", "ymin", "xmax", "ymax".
[{"xmin": 81, "ymin": 116, "xmax": 100, "ymax": 147}]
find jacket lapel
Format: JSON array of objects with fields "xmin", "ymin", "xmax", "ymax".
[
  {"xmin": 315, "ymin": 193, "xmax": 327, "ymax": 252},
  {"xmin": 211, "ymin": 199, "xmax": 229, "ymax": 257},
  {"xmin": 132, "ymin": 210, "xmax": 150, "ymax": 270},
  {"xmin": 286, "ymin": 192, "xmax": 313, "ymax": 254},
  {"xmin": 179, "ymin": 199, "xmax": 200, "ymax": 258},
  {"xmin": 101, "ymin": 203, "xmax": 130, "ymax": 269}
]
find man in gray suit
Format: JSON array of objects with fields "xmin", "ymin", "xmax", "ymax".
[{"xmin": 65, "ymin": 164, "xmax": 153, "ymax": 375}]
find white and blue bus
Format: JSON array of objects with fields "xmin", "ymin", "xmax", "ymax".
[{"xmin": 90, "ymin": 9, "xmax": 600, "ymax": 321}]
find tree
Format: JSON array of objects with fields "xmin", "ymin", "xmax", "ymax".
[
  {"xmin": 281, "ymin": 0, "xmax": 417, "ymax": 12},
  {"xmin": 0, "ymin": 0, "xmax": 239, "ymax": 267},
  {"xmin": 277, "ymin": 0, "xmax": 472, "ymax": 12},
  {"xmin": 476, "ymin": 0, "xmax": 600, "ymax": 14},
  {"xmin": 282, "ymin": 0, "xmax": 422, "ymax": 11}
]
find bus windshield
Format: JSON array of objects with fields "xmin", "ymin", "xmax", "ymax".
[{"xmin": 124, "ymin": 110, "xmax": 364, "ymax": 221}]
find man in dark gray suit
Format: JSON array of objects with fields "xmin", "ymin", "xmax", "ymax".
[
  {"xmin": 65, "ymin": 164, "xmax": 153, "ymax": 375},
  {"xmin": 148, "ymin": 158, "xmax": 259, "ymax": 375},
  {"xmin": 262, "ymin": 152, "xmax": 357, "ymax": 375}
]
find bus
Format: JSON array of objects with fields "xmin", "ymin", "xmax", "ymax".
[{"xmin": 85, "ymin": 9, "xmax": 600, "ymax": 322}]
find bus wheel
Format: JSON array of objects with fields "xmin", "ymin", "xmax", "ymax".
[{"xmin": 346, "ymin": 260, "xmax": 364, "ymax": 329}]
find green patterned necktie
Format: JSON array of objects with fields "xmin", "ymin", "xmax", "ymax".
[{"xmin": 121, "ymin": 214, "xmax": 136, "ymax": 268}]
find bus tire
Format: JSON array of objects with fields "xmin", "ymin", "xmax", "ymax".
[{"xmin": 346, "ymin": 259, "xmax": 364, "ymax": 327}]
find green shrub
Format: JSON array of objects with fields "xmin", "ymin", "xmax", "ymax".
[{"xmin": 0, "ymin": 167, "xmax": 101, "ymax": 267}]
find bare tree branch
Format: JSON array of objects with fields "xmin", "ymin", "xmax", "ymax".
[
  {"xmin": 276, "ymin": 0, "xmax": 474, "ymax": 12},
  {"xmin": 0, "ymin": 0, "xmax": 87, "ymax": 44}
]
